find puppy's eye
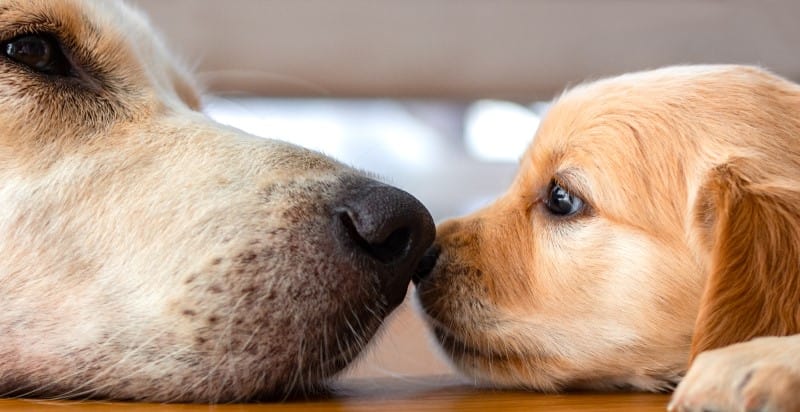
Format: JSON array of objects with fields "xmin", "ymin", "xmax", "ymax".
[
  {"xmin": 544, "ymin": 181, "xmax": 584, "ymax": 216},
  {"xmin": 3, "ymin": 34, "xmax": 72, "ymax": 76}
]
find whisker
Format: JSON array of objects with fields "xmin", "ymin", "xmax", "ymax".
[
  {"xmin": 1, "ymin": 321, "xmax": 143, "ymax": 399},
  {"xmin": 23, "ymin": 325, "xmax": 172, "ymax": 401}
]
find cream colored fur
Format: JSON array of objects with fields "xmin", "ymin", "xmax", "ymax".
[{"xmin": 0, "ymin": 0, "xmax": 411, "ymax": 402}]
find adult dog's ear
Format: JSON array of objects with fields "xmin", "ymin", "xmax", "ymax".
[{"xmin": 690, "ymin": 159, "xmax": 800, "ymax": 362}]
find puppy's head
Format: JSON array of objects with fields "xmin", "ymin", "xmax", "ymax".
[
  {"xmin": 415, "ymin": 65, "xmax": 800, "ymax": 391},
  {"xmin": 0, "ymin": 0, "xmax": 434, "ymax": 401}
]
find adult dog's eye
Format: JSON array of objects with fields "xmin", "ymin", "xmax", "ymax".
[
  {"xmin": 545, "ymin": 181, "xmax": 584, "ymax": 216},
  {"xmin": 3, "ymin": 34, "xmax": 72, "ymax": 76}
]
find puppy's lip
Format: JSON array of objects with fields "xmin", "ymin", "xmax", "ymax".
[{"xmin": 433, "ymin": 324, "xmax": 510, "ymax": 361}]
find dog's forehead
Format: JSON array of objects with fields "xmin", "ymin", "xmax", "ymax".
[
  {"xmin": 523, "ymin": 66, "xmax": 756, "ymax": 176},
  {"xmin": 0, "ymin": 0, "xmax": 147, "ymax": 46},
  {"xmin": 517, "ymin": 68, "xmax": 728, "ymax": 233},
  {"xmin": 525, "ymin": 64, "xmax": 790, "ymax": 189}
]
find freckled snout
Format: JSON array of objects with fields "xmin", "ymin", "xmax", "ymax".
[{"xmin": 335, "ymin": 182, "xmax": 435, "ymax": 307}]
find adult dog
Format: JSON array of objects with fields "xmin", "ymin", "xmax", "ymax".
[
  {"xmin": 414, "ymin": 65, "xmax": 800, "ymax": 411},
  {"xmin": 0, "ymin": 0, "xmax": 434, "ymax": 402}
]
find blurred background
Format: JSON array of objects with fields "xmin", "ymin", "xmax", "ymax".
[{"xmin": 130, "ymin": 0, "xmax": 800, "ymax": 381}]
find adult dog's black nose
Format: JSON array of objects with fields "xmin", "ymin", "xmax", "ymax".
[{"xmin": 336, "ymin": 182, "xmax": 435, "ymax": 307}]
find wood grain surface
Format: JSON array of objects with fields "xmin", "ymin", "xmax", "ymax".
[{"xmin": 0, "ymin": 376, "xmax": 670, "ymax": 411}]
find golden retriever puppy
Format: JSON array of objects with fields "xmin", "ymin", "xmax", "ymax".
[
  {"xmin": 413, "ymin": 65, "xmax": 800, "ymax": 411},
  {"xmin": 0, "ymin": 0, "xmax": 434, "ymax": 402}
]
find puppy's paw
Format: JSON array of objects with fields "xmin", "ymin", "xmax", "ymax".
[{"xmin": 668, "ymin": 336, "xmax": 800, "ymax": 412}]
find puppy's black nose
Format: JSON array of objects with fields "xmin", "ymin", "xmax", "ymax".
[
  {"xmin": 336, "ymin": 182, "xmax": 435, "ymax": 306},
  {"xmin": 412, "ymin": 244, "xmax": 440, "ymax": 284}
]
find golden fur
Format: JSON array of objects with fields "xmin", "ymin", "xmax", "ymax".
[
  {"xmin": 415, "ymin": 65, "xmax": 800, "ymax": 410},
  {"xmin": 0, "ymin": 0, "xmax": 434, "ymax": 402}
]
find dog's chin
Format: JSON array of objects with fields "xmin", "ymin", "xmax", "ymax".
[
  {"xmin": 1, "ymin": 289, "xmax": 394, "ymax": 403},
  {"xmin": 423, "ymin": 313, "xmax": 684, "ymax": 394},
  {"xmin": 257, "ymin": 298, "xmax": 391, "ymax": 401},
  {"xmin": 430, "ymin": 324, "xmax": 513, "ymax": 369},
  {"xmin": 422, "ymin": 322, "xmax": 548, "ymax": 391},
  {"xmin": 189, "ymin": 263, "xmax": 403, "ymax": 402}
]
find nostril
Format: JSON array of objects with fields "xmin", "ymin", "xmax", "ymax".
[
  {"xmin": 370, "ymin": 226, "xmax": 411, "ymax": 264},
  {"xmin": 412, "ymin": 244, "xmax": 440, "ymax": 284},
  {"xmin": 337, "ymin": 210, "xmax": 412, "ymax": 264}
]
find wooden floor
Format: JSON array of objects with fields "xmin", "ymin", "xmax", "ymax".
[{"xmin": 0, "ymin": 377, "xmax": 670, "ymax": 411}]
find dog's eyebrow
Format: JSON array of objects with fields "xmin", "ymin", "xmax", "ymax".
[
  {"xmin": 0, "ymin": 7, "xmax": 96, "ymax": 39},
  {"xmin": 553, "ymin": 168, "xmax": 593, "ymax": 205}
]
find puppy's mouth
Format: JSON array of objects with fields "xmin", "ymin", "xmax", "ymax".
[
  {"xmin": 434, "ymin": 325, "xmax": 486, "ymax": 358},
  {"xmin": 413, "ymin": 245, "xmax": 505, "ymax": 361},
  {"xmin": 430, "ymin": 323, "xmax": 513, "ymax": 363}
]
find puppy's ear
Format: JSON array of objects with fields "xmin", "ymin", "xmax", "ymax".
[{"xmin": 690, "ymin": 159, "xmax": 800, "ymax": 362}]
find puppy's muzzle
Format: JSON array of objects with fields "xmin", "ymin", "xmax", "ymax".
[{"xmin": 335, "ymin": 181, "xmax": 435, "ymax": 307}]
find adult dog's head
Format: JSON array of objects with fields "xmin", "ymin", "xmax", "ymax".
[
  {"xmin": 0, "ymin": 0, "xmax": 434, "ymax": 402},
  {"xmin": 415, "ymin": 65, "xmax": 800, "ymax": 391}
]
